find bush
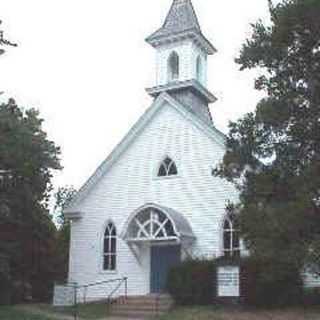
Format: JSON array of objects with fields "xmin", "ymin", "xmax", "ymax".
[
  {"xmin": 303, "ymin": 287, "xmax": 320, "ymax": 306},
  {"xmin": 0, "ymin": 272, "xmax": 12, "ymax": 305},
  {"xmin": 241, "ymin": 257, "xmax": 303, "ymax": 307},
  {"xmin": 167, "ymin": 258, "xmax": 215, "ymax": 305}
]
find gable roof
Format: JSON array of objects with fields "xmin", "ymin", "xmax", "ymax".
[{"xmin": 64, "ymin": 92, "xmax": 226, "ymax": 215}]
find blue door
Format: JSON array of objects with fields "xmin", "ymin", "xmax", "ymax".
[{"xmin": 150, "ymin": 245, "xmax": 181, "ymax": 293}]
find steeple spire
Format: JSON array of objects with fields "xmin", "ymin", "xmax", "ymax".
[
  {"xmin": 146, "ymin": 0, "xmax": 217, "ymax": 125},
  {"xmin": 146, "ymin": 0, "xmax": 216, "ymax": 55}
]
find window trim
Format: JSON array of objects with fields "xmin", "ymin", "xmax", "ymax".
[
  {"xmin": 196, "ymin": 55, "xmax": 203, "ymax": 83},
  {"xmin": 222, "ymin": 215, "xmax": 240, "ymax": 257},
  {"xmin": 101, "ymin": 221, "xmax": 117, "ymax": 273},
  {"xmin": 156, "ymin": 156, "xmax": 179, "ymax": 178},
  {"xmin": 168, "ymin": 51, "xmax": 180, "ymax": 82}
]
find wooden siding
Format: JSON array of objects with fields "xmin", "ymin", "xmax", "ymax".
[{"xmin": 68, "ymin": 102, "xmax": 238, "ymax": 300}]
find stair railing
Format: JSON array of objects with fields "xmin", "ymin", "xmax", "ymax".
[
  {"xmin": 57, "ymin": 277, "xmax": 128, "ymax": 320},
  {"xmin": 106, "ymin": 277, "xmax": 128, "ymax": 315}
]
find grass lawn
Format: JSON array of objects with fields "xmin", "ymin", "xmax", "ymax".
[
  {"xmin": 156, "ymin": 306, "xmax": 320, "ymax": 320},
  {"xmin": 0, "ymin": 302, "xmax": 109, "ymax": 320},
  {"xmin": 28, "ymin": 302, "xmax": 109, "ymax": 319},
  {"xmin": 0, "ymin": 306, "xmax": 56, "ymax": 320},
  {"xmin": 2, "ymin": 304, "xmax": 320, "ymax": 320}
]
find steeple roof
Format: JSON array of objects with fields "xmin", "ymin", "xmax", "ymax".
[{"xmin": 146, "ymin": 0, "xmax": 216, "ymax": 54}]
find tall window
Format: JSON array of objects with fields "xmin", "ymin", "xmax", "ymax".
[
  {"xmin": 158, "ymin": 157, "xmax": 178, "ymax": 177},
  {"xmin": 168, "ymin": 51, "xmax": 179, "ymax": 81},
  {"xmin": 196, "ymin": 55, "xmax": 203, "ymax": 83},
  {"xmin": 103, "ymin": 222, "xmax": 117, "ymax": 271},
  {"xmin": 223, "ymin": 216, "xmax": 240, "ymax": 257}
]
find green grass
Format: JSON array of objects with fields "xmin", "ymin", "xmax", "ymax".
[
  {"xmin": 2, "ymin": 304, "xmax": 320, "ymax": 320},
  {"xmin": 155, "ymin": 305, "xmax": 320, "ymax": 320},
  {"xmin": 0, "ymin": 306, "xmax": 56, "ymax": 320},
  {"xmin": 36, "ymin": 302, "xmax": 109, "ymax": 319},
  {"xmin": 0, "ymin": 302, "xmax": 109, "ymax": 320}
]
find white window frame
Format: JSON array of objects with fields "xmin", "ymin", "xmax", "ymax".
[
  {"xmin": 223, "ymin": 216, "xmax": 240, "ymax": 257},
  {"xmin": 103, "ymin": 222, "xmax": 117, "ymax": 271},
  {"xmin": 196, "ymin": 55, "xmax": 203, "ymax": 83},
  {"xmin": 157, "ymin": 157, "xmax": 178, "ymax": 178},
  {"xmin": 168, "ymin": 51, "xmax": 179, "ymax": 82},
  {"xmin": 127, "ymin": 209, "xmax": 178, "ymax": 242}
]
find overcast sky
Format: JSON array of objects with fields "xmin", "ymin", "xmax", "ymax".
[{"xmin": 0, "ymin": 0, "xmax": 272, "ymax": 191}]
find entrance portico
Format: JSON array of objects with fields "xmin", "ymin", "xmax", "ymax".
[{"xmin": 121, "ymin": 203, "xmax": 195, "ymax": 293}]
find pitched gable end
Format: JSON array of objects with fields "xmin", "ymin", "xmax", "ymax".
[{"xmin": 64, "ymin": 93, "xmax": 226, "ymax": 216}]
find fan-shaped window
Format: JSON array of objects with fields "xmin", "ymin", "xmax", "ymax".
[
  {"xmin": 196, "ymin": 55, "xmax": 203, "ymax": 83},
  {"xmin": 158, "ymin": 157, "xmax": 178, "ymax": 177},
  {"xmin": 223, "ymin": 216, "xmax": 240, "ymax": 258},
  {"xmin": 168, "ymin": 51, "xmax": 179, "ymax": 81},
  {"xmin": 103, "ymin": 222, "xmax": 117, "ymax": 271},
  {"xmin": 126, "ymin": 208, "xmax": 177, "ymax": 241}
]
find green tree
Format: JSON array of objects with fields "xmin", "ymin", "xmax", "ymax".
[
  {"xmin": 0, "ymin": 98, "xmax": 61, "ymax": 301},
  {"xmin": 215, "ymin": 0, "xmax": 320, "ymax": 274},
  {"xmin": 53, "ymin": 186, "xmax": 77, "ymax": 281}
]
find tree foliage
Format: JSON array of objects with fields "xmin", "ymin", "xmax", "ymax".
[
  {"xmin": 0, "ymin": 99, "xmax": 61, "ymax": 301},
  {"xmin": 53, "ymin": 186, "xmax": 77, "ymax": 281},
  {"xmin": 215, "ymin": 0, "xmax": 320, "ymax": 273}
]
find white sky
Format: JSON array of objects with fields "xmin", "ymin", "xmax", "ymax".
[{"xmin": 0, "ymin": 0, "xmax": 272, "ymax": 191}]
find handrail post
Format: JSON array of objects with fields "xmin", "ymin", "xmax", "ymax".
[
  {"xmin": 125, "ymin": 277, "xmax": 128, "ymax": 300},
  {"xmin": 74, "ymin": 284, "xmax": 78, "ymax": 320}
]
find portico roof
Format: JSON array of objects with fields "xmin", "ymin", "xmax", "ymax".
[{"xmin": 121, "ymin": 203, "xmax": 195, "ymax": 243}]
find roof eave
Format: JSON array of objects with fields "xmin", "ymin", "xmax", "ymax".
[
  {"xmin": 146, "ymin": 79, "xmax": 217, "ymax": 104},
  {"xmin": 146, "ymin": 31, "xmax": 216, "ymax": 55},
  {"xmin": 64, "ymin": 210, "xmax": 84, "ymax": 220}
]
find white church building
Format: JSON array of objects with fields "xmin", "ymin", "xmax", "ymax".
[{"xmin": 63, "ymin": 0, "xmax": 251, "ymax": 301}]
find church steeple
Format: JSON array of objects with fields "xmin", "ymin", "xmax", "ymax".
[
  {"xmin": 146, "ymin": 0, "xmax": 215, "ymax": 55},
  {"xmin": 146, "ymin": 0, "xmax": 217, "ymax": 125}
]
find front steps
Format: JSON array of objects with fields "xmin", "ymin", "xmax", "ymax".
[{"xmin": 110, "ymin": 294, "xmax": 174, "ymax": 318}]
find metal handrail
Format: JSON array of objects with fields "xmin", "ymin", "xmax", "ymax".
[
  {"xmin": 56, "ymin": 277, "xmax": 128, "ymax": 320},
  {"xmin": 106, "ymin": 277, "xmax": 128, "ymax": 315}
]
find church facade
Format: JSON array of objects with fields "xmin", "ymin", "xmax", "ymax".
[{"xmin": 64, "ymin": 0, "xmax": 244, "ymax": 300}]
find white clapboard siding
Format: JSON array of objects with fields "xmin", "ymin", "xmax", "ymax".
[{"xmin": 68, "ymin": 102, "xmax": 238, "ymax": 300}]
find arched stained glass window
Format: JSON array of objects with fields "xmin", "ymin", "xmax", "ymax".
[
  {"xmin": 168, "ymin": 51, "xmax": 179, "ymax": 81},
  {"xmin": 103, "ymin": 222, "xmax": 117, "ymax": 271},
  {"xmin": 223, "ymin": 216, "xmax": 240, "ymax": 258},
  {"xmin": 158, "ymin": 157, "xmax": 178, "ymax": 177}
]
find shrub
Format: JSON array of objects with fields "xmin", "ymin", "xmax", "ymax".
[
  {"xmin": 0, "ymin": 272, "xmax": 12, "ymax": 305},
  {"xmin": 241, "ymin": 257, "xmax": 303, "ymax": 307},
  {"xmin": 167, "ymin": 258, "xmax": 215, "ymax": 305},
  {"xmin": 303, "ymin": 287, "xmax": 320, "ymax": 306}
]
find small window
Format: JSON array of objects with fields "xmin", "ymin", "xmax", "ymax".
[
  {"xmin": 158, "ymin": 157, "xmax": 178, "ymax": 177},
  {"xmin": 168, "ymin": 51, "xmax": 179, "ymax": 81},
  {"xmin": 103, "ymin": 222, "xmax": 117, "ymax": 271},
  {"xmin": 196, "ymin": 55, "xmax": 203, "ymax": 83},
  {"xmin": 223, "ymin": 216, "xmax": 240, "ymax": 258}
]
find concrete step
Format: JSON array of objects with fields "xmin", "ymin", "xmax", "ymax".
[
  {"xmin": 109, "ymin": 295, "xmax": 173, "ymax": 318},
  {"xmin": 112, "ymin": 304, "xmax": 171, "ymax": 312},
  {"xmin": 117, "ymin": 300, "xmax": 173, "ymax": 307},
  {"xmin": 110, "ymin": 309, "xmax": 167, "ymax": 318}
]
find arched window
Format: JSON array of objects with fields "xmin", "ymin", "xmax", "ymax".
[
  {"xmin": 126, "ymin": 207, "xmax": 177, "ymax": 241},
  {"xmin": 168, "ymin": 51, "xmax": 179, "ymax": 81},
  {"xmin": 158, "ymin": 157, "xmax": 178, "ymax": 177},
  {"xmin": 196, "ymin": 55, "xmax": 203, "ymax": 83},
  {"xmin": 223, "ymin": 216, "xmax": 240, "ymax": 257},
  {"xmin": 103, "ymin": 222, "xmax": 117, "ymax": 271}
]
